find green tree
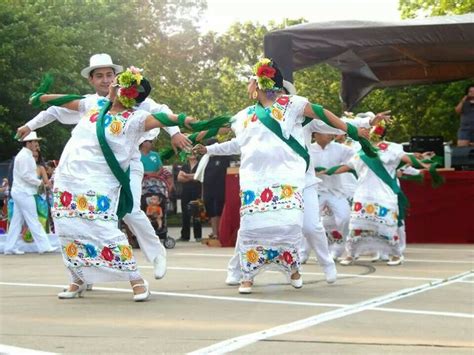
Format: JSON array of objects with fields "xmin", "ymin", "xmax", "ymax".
[
  {"xmin": 399, "ymin": 0, "xmax": 474, "ymax": 18},
  {"xmin": 0, "ymin": 0, "xmax": 205, "ymax": 161}
]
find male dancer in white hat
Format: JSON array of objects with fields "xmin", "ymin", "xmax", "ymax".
[
  {"xmin": 4, "ymin": 132, "xmax": 56, "ymax": 254},
  {"xmin": 17, "ymin": 53, "xmax": 192, "ymax": 279}
]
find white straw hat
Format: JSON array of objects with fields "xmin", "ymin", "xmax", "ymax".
[
  {"xmin": 81, "ymin": 53, "xmax": 123, "ymax": 78},
  {"xmin": 138, "ymin": 128, "xmax": 160, "ymax": 146},
  {"xmin": 21, "ymin": 131, "xmax": 42, "ymax": 142}
]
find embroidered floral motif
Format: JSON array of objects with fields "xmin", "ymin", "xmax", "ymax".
[
  {"xmin": 87, "ymin": 99, "xmax": 132, "ymax": 136},
  {"xmin": 377, "ymin": 142, "xmax": 389, "ymax": 150},
  {"xmin": 53, "ymin": 188, "xmax": 116, "ymax": 221},
  {"xmin": 241, "ymin": 245, "xmax": 300, "ymax": 272},
  {"xmin": 326, "ymin": 229, "xmax": 345, "ymax": 245},
  {"xmin": 351, "ymin": 200, "xmax": 397, "ymax": 226},
  {"xmin": 240, "ymin": 184, "xmax": 303, "ymax": 215},
  {"xmin": 62, "ymin": 240, "xmax": 137, "ymax": 271},
  {"xmin": 348, "ymin": 229, "xmax": 400, "ymax": 245}
]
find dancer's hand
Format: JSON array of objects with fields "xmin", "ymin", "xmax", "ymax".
[
  {"xmin": 370, "ymin": 111, "xmax": 391, "ymax": 126},
  {"xmin": 171, "ymin": 133, "xmax": 192, "ymax": 154},
  {"xmin": 357, "ymin": 127, "xmax": 370, "ymax": 139},
  {"xmin": 16, "ymin": 125, "xmax": 31, "ymax": 140},
  {"xmin": 193, "ymin": 144, "xmax": 207, "ymax": 155}
]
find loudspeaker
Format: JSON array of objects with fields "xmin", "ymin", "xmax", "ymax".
[
  {"xmin": 410, "ymin": 136, "xmax": 444, "ymax": 157},
  {"xmin": 451, "ymin": 147, "xmax": 474, "ymax": 171}
]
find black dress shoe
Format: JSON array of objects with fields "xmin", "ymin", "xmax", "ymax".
[
  {"xmin": 176, "ymin": 238, "xmax": 190, "ymax": 242},
  {"xmin": 195, "ymin": 238, "xmax": 202, "ymax": 242}
]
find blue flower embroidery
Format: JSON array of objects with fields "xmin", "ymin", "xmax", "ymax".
[
  {"xmin": 242, "ymin": 190, "xmax": 256, "ymax": 206},
  {"xmin": 97, "ymin": 98, "xmax": 108, "ymax": 107},
  {"xmin": 97, "ymin": 195, "xmax": 110, "ymax": 212},
  {"xmin": 70, "ymin": 202, "xmax": 77, "ymax": 210},
  {"xmin": 266, "ymin": 249, "xmax": 279, "ymax": 260},
  {"xmin": 85, "ymin": 244, "xmax": 97, "ymax": 258},
  {"xmin": 103, "ymin": 114, "xmax": 113, "ymax": 127}
]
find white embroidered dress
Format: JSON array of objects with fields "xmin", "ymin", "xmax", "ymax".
[
  {"xmin": 52, "ymin": 97, "xmax": 148, "ymax": 282},
  {"xmin": 231, "ymin": 95, "xmax": 308, "ymax": 281},
  {"xmin": 345, "ymin": 141, "xmax": 405, "ymax": 257}
]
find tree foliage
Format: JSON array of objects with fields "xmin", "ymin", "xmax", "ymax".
[
  {"xmin": 399, "ymin": 0, "xmax": 474, "ymax": 18},
  {"xmin": 0, "ymin": 0, "xmax": 471, "ymax": 163}
]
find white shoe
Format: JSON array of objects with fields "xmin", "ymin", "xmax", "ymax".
[
  {"xmin": 387, "ymin": 255, "xmax": 404, "ymax": 266},
  {"xmin": 290, "ymin": 274, "xmax": 303, "ymax": 289},
  {"xmin": 339, "ymin": 257, "xmax": 354, "ymax": 266},
  {"xmin": 58, "ymin": 282, "xmax": 86, "ymax": 299},
  {"xmin": 153, "ymin": 257, "xmax": 167, "ymax": 279},
  {"xmin": 370, "ymin": 252, "xmax": 381, "ymax": 262},
  {"xmin": 39, "ymin": 246, "xmax": 60, "ymax": 254},
  {"xmin": 238, "ymin": 281, "xmax": 253, "ymax": 294},
  {"xmin": 133, "ymin": 280, "xmax": 150, "ymax": 302},
  {"xmin": 4, "ymin": 249, "xmax": 25, "ymax": 255},
  {"xmin": 324, "ymin": 264, "xmax": 337, "ymax": 284},
  {"xmin": 225, "ymin": 275, "xmax": 240, "ymax": 286}
]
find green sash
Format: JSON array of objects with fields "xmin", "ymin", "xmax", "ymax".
[
  {"xmin": 255, "ymin": 103, "xmax": 310, "ymax": 171},
  {"xmin": 315, "ymin": 165, "xmax": 358, "ymax": 179},
  {"xmin": 359, "ymin": 151, "xmax": 408, "ymax": 226},
  {"xmin": 95, "ymin": 100, "xmax": 133, "ymax": 219}
]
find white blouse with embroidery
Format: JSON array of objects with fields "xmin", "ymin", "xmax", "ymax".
[{"xmin": 230, "ymin": 95, "xmax": 308, "ymax": 231}]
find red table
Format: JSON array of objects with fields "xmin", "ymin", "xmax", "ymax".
[{"xmin": 219, "ymin": 170, "xmax": 474, "ymax": 246}]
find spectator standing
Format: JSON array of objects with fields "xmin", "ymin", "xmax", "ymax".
[
  {"xmin": 202, "ymin": 138, "xmax": 231, "ymax": 243},
  {"xmin": 4, "ymin": 132, "xmax": 55, "ymax": 254},
  {"xmin": 455, "ymin": 84, "xmax": 474, "ymax": 147},
  {"xmin": 177, "ymin": 153, "xmax": 202, "ymax": 242}
]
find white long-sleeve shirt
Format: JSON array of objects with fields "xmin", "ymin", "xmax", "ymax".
[
  {"xmin": 310, "ymin": 141, "xmax": 355, "ymax": 198},
  {"xmin": 26, "ymin": 95, "xmax": 179, "ymax": 137},
  {"xmin": 11, "ymin": 147, "xmax": 42, "ymax": 195},
  {"xmin": 25, "ymin": 95, "xmax": 178, "ymax": 172}
]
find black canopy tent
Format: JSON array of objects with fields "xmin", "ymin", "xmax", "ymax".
[{"xmin": 264, "ymin": 14, "xmax": 474, "ymax": 110}]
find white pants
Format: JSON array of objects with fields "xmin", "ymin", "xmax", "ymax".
[
  {"xmin": 5, "ymin": 190, "xmax": 53, "ymax": 253},
  {"xmin": 300, "ymin": 186, "xmax": 335, "ymax": 268},
  {"xmin": 122, "ymin": 168, "xmax": 166, "ymax": 263},
  {"xmin": 226, "ymin": 185, "xmax": 335, "ymax": 280},
  {"xmin": 318, "ymin": 191, "xmax": 350, "ymax": 238}
]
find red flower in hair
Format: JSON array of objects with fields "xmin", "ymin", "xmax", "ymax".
[
  {"xmin": 120, "ymin": 86, "xmax": 139, "ymax": 99},
  {"xmin": 256, "ymin": 65, "xmax": 276, "ymax": 78},
  {"xmin": 372, "ymin": 125, "xmax": 385, "ymax": 136}
]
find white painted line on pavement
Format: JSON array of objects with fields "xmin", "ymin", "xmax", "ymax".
[
  {"xmin": 1, "ymin": 279, "xmax": 472, "ymax": 320},
  {"xmin": 187, "ymin": 270, "xmax": 473, "ymax": 355},
  {"xmin": 0, "ymin": 344, "xmax": 57, "ymax": 354},
  {"xmin": 373, "ymin": 307, "xmax": 473, "ymax": 319},
  {"xmin": 140, "ymin": 265, "xmax": 442, "ymax": 282}
]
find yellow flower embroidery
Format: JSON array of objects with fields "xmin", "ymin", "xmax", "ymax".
[
  {"xmin": 110, "ymin": 120, "xmax": 123, "ymax": 135},
  {"xmin": 271, "ymin": 107, "xmax": 284, "ymax": 121},
  {"xmin": 77, "ymin": 195, "xmax": 88, "ymax": 211},
  {"xmin": 246, "ymin": 249, "xmax": 259, "ymax": 263},
  {"xmin": 280, "ymin": 185, "xmax": 294, "ymax": 199},
  {"xmin": 65, "ymin": 242, "xmax": 78, "ymax": 258},
  {"xmin": 120, "ymin": 245, "xmax": 133, "ymax": 260},
  {"xmin": 366, "ymin": 204, "xmax": 375, "ymax": 214}
]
